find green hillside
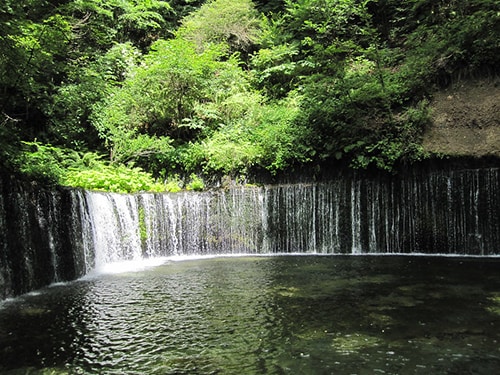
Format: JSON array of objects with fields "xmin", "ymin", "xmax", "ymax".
[{"xmin": 1, "ymin": 0, "xmax": 498, "ymax": 191}]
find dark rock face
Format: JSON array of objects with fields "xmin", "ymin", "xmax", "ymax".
[{"xmin": 0, "ymin": 174, "xmax": 86, "ymax": 299}]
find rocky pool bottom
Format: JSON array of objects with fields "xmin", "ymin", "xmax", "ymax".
[{"xmin": 0, "ymin": 255, "xmax": 499, "ymax": 374}]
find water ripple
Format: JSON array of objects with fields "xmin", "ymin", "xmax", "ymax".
[{"xmin": 1, "ymin": 256, "xmax": 500, "ymax": 374}]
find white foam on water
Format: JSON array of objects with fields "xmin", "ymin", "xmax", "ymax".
[
  {"xmin": 83, "ymin": 256, "xmax": 171, "ymax": 278},
  {"xmin": 85, "ymin": 251, "xmax": 500, "ymax": 278}
]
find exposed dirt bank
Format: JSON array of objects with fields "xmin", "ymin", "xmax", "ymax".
[{"xmin": 423, "ymin": 78, "xmax": 500, "ymax": 157}]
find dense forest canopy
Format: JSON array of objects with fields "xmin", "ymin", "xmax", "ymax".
[{"xmin": 1, "ymin": 0, "xmax": 498, "ymax": 191}]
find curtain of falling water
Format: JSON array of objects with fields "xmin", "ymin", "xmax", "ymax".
[{"xmin": 0, "ymin": 167, "xmax": 499, "ymax": 299}]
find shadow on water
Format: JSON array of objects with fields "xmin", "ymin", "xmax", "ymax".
[{"xmin": 0, "ymin": 255, "xmax": 499, "ymax": 374}]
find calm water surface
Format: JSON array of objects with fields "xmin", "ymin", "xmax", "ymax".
[{"xmin": 1, "ymin": 255, "xmax": 500, "ymax": 374}]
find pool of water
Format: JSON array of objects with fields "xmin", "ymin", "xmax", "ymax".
[{"xmin": 1, "ymin": 255, "xmax": 500, "ymax": 374}]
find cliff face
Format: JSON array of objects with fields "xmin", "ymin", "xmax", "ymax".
[
  {"xmin": 423, "ymin": 78, "xmax": 500, "ymax": 157},
  {"xmin": 0, "ymin": 175, "xmax": 86, "ymax": 299}
]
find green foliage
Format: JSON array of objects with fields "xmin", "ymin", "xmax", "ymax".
[
  {"xmin": 0, "ymin": 114, "xmax": 22, "ymax": 171},
  {"xmin": 95, "ymin": 38, "xmax": 224, "ymax": 137},
  {"xmin": 185, "ymin": 133, "xmax": 261, "ymax": 175},
  {"xmin": 63, "ymin": 0, "xmax": 172, "ymax": 49},
  {"xmin": 2, "ymin": 0, "xmax": 499, "ymax": 187},
  {"xmin": 164, "ymin": 175, "xmax": 183, "ymax": 193},
  {"xmin": 347, "ymin": 100, "xmax": 431, "ymax": 170},
  {"xmin": 181, "ymin": 94, "xmax": 309, "ymax": 175},
  {"xmin": 0, "ymin": 0, "xmax": 175, "ymax": 151},
  {"xmin": 93, "ymin": 34, "xmax": 261, "ymax": 176},
  {"xmin": 16, "ymin": 141, "xmax": 81, "ymax": 184},
  {"xmin": 47, "ymin": 43, "xmax": 142, "ymax": 149},
  {"xmin": 15, "ymin": 140, "xmax": 171, "ymax": 193},
  {"xmin": 176, "ymin": 0, "xmax": 261, "ymax": 54},
  {"xmin": 248, "ymin": 95, "xmax": 310, "ymax": 172},
  {"xmin": 186, "ymin": 174, "xmax": 205, "ymax": 191},
  {"xmin": 250, "ymin": 43, "xmax": 300, "ymax": 97},
  {"xmin": 63, "ymin": 164, "xmax": 166, "ymax": 193},
  {"xmin": 0, "ymin": 12, "xmax": 73, "ymax": 134}
]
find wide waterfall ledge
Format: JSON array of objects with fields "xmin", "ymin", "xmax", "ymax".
[{"xmin": 1, "ymin": 165, "xmax": 499, "ymax": 298}]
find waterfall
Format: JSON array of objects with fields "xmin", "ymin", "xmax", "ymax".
[
  {"xmin": 74, "ymin": 167, "xmax": 499, "ymax": 259},
  {"xmin": 75, "ymin": 188, "xmax": 270, "ymax": 262},
  {"xmin": 0, "ymin": 177, "xmax": 87, "ymax": 299},
  {"xmin": 1, "ymin": 166, "xmax": 499, "ymax": 299}
]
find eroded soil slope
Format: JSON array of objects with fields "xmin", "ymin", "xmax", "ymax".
[{"xmin": 423, "ymin": 78, "xmax": 500, "ymax": 157}]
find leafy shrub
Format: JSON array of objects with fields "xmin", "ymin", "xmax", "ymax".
[
  {"xmin": 249, "ymin": 94, "xmax": 310, "ymax": 173},
  {"xmin": 176, "ymin": 0, "xmax": 260, "ymax": 54},
  {"xmin": 164, "ymin": 175, "xmax": 183, "ymax": 193},
  {"xmin": 16, "ymin": 142, "xmax": 80, "ymax": 184},
  {"xmin": 191, "ymin": 131, "xmax": 261, "ymax": 175},
  {"xmin": 63, "ymin": 164, "xmax": 167, "ymax": 193},
  {"xmin": 186, "ymin": 174, "xmax": 205, "ymax": 191},
  {"xmin": 15, "ymin": 141, "xmax": 173, "ymax": 193},
  {"xmin": 347, "ymin": 100, "xmax": 431, "ymax": 170}
]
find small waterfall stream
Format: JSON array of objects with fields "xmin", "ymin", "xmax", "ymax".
[{"xmin": 1, "ymin": 166, "xmax": 499, "ymax": 298}]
